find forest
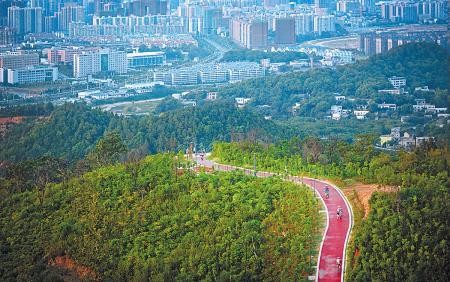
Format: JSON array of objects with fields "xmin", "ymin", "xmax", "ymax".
[
  {"xmin": 211, "ymin": 140, "xmax": 449, "ymax": 281},
  {"xmin": 0, "ymin": 153, "xmax": 320, "ymax": 281},
  {"xmin": 0, "ymin": 102, "xmax": 285, "ymax": 163},
  {"xmin": 218, "ymin": 43, "xmax": 449, "ymax": 118}
]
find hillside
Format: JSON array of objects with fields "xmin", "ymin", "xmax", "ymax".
[
  {"xmin": 211, "ymin": 140, "xmax": 450, "ymax": 281},
  {"xmin": 0, "ymin": 154, "xmax": 319, "ymax": 281},
  {"xmin": 0, "ymin": 102, "xmax": 285, "ymax": 163},
  {"xmin": 218, "ymin": 43, "xmax": 448, "ymax": 118}
]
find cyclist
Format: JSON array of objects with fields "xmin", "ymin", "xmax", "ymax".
[
  {"xmin": 337, "ymin": 206, "xmax": 342, "ymax": 220},
  {"xmin": 336, "ymin": 257, "xmax": 342, "ymax": 270},
  {"xmin": 324, "ymin": 185, "xmax": 330, "ymax": 198}
]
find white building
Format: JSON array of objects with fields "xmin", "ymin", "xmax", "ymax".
[
  {"xmin": 313, "ymin": 15, "xmax": 335, "ymax": 35},
  {"xmin": 378, "ymin": 103, "xmax": 397, "ymax": 110},
  {"xmin": 0, "ymin": 66, "xmax": 58, "ymax": 84},
  {"xmin": 198, "ymin": 67, "xmax": 228, "ymax": 84},
  {"xmin": 354, "ymin": 110, "xmax": 369, "ymax": 120},
  {"xmin": 127, "ymin": 51, "xmax": 166, "ymax": 68},
  {"xmin": 388, "ymin": 76, "xmax": 406, "ymax": 89},
  {"xmin": 171, "ymin": 70, "xmax": 198, "ymax": 85},
  {"xmin": 330, "ymin": 105, "xmax": 343, "ymax": 120},
  {"xmin": 235, "ymin": 97, "xmax": 251, "ymax": 108},
  {"xmin": 73, "ymin": 49, "xmax": 127, "ymax": 78},
  {"xmin": 294, "ymin": 14, "xmax": 314, "ymax": 35},
  {"xmin": 153, "ymin": 62, "xmax": 264, "ymax": 86},
  {"xmin": 378, "ymin": 89, "xmax": 406, "ymax": 95},
  {"xmin": 207, "ymin": 92, "xmax": 218, "ymax": 100},
  {"xmin": 227, "ymin": 62, "xmax": 265, "ymax": 82}
]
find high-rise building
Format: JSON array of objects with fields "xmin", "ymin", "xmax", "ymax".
[
  {"xmin": 73, "ymin": 49, "xmax": 127, "ymax": 78},
  {"xmin": 315, "ymin": 0, "xmax": 332, "ymax": 10},
  {"xmin": 7, "ymin": 6, "xmax": 23, "ymax": 35},
  {"xmin": 58, "ymin": 4, "xmax": 85, "ymax": 32},
  {"xmin": 359, "ymin": 26, "xmax": 447, "ymax": 55},
  {"xmin": 360, "ymin": 0, "xmax": 375, "ymax": 14},
  {"xmin": 294, "ymin": 14, "xmax": 314, "ymax": 35},
  {"xmin": 0, "ymin": 0, "xmax": 21, "ymax": 26},
  {"xmin": 44, "ymin": 15, "xmax": 58, "ymax": 33},
  {"xmin": 126, "ymin": 0, "xmax": 168, "ymax": 16},
  {"xmin": 275, "ymin": 18, "xmax": 296, "ymax": 44},
  {"xmin": 313, "ymin": 15, "xmax": 335, "ymax": 35},
  {"xmin": 248, "ymin": 20, "xmax": 268, "ymax": 49},
  {"xmin": 0, "ymin": 27, "xmax": 18, "ymax": 45},
  {"xmin": 264, "ymin": 0, "xmax": 289, "ymax": 7},
  {"xmin": 8, "ymin": 6, "xmax": 43, "ymax": 34},
  {"xmin": 230, "ymin": 18, "xmax": 268, "ymax": 49},
  {"xmin": 336, "ymin": 0, "xmax": 361, "ymax": 14},
  {"xmin": 359, "ymin": 32, "xmax": 376, "ymax": 56},
  {"xmin": 202, "ymin": 7, "xmax": 222, "ymax": 35},
  {"xmin": 378, "ymin": 0, "xmax": 445, "ymax": 23}
]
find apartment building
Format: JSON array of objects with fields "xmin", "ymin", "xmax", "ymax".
[{"xmin": 230, "ymin": 18, "xmax": 268, "ymax": 49}]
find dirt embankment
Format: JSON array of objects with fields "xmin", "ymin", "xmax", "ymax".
[
  {"xmin": 48, "ymin": 255, "xmax": 98, "ymax": 281},
  {"xmin": 342, "ymin": 183, "xmax": 396, "ymax": 217}
]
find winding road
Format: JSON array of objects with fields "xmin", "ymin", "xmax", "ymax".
[{"xmin": 194, "ymin": 155, "xmax": 352, "ymax": 282}]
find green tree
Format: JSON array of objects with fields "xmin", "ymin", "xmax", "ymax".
[{"xmin": 87, "ymin": 131, "xmax": 127, "ymax": 167}]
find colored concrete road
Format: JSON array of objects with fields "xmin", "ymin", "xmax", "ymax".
[{"xmin": 194, "ymin": 155, "xmax": 351, "ymax": 282}]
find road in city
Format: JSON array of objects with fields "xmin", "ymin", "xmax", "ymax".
[{"xmin": 194, "ymin": 154, "xmax": 352, "ymax": 282}]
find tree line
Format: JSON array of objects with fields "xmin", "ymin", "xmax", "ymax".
[
  {"xmin": 0, "ymin": 101, "xmax": 284, "ymax": 163},
  {"xmin": 0, "ymin": 150, "xmax": 320, "ymax": 281},
  {"xmin": 211, "ymin": 139, "xmax": 449, "ymax": 281}
]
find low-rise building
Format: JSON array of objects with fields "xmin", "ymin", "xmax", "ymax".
[
  {"xmin": 153, "ymin": 62, "xmax": 264, "ymax": 86},
  {"xmin": 206, "ymin": 92, "xmax": 218, "ymax": 100},
  {"xmin": 379, "ymin": 135, "xmax": 393, "ymax": 146},
  {"xmin": 378, "ymin": 88, "xmax": 406, "ymax": 95},
  {"xmin": 198, "ymin": 67, "xmax": 228, "ymax": 84},
  {"xmin": 391, "ymin": 127, "xmax": 401, "ymax": 139},
  {"xmin": 0, "ymin": 66, "xmax": 58, "ymax": 84},
  {"xmin": 388, "ymin": 76, "xmax": 406, "ymax": 89},
  {"xmin": 171, "ymin": 70, "xmax": 198, "ymax": 85},
  {"xmin": 416, "ymin": 137, "xmax": 434, "ymax": 147},
  {"xmin": 0, "ymin": 51, "xmax": 40, "ymax": 69},
  {"xmin": 235, "ymin": 97, "xmax": 251, "ymax": 108},
  {"xmin": 354, "ymin": 110, "xmax": 369, "ymax": 120},
  {"xmin": 127, "ymin": 51, "xmax": 166, "ymax": 68},
  {"xmin": 414, "ymin": 86, "xmax": 434, "ymax": 93},
  {"xmin": 48, "ymin": 47, "xmax": 84, "ymax": 64},
  {"xmin": 378, "ymin": 103, "xmax": 397, "ymax": 110}
]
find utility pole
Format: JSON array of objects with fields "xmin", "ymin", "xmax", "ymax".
[{"xmin": 253, "ymin": 152, "xmax": 256, "ymax": 176}]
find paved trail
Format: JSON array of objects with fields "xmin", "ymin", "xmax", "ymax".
[{"xmin": 195, "ymin": 155, "xmax": 352, "ymax": 282}]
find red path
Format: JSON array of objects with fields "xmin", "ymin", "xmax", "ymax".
[{"xmin": 195, "ymin": 156, "xmax": 352, "ymax": 282}]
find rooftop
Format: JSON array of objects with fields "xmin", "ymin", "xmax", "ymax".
[{"xmin": 127, "ymin": 51, "xmax": 165, "ymax": 58}]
